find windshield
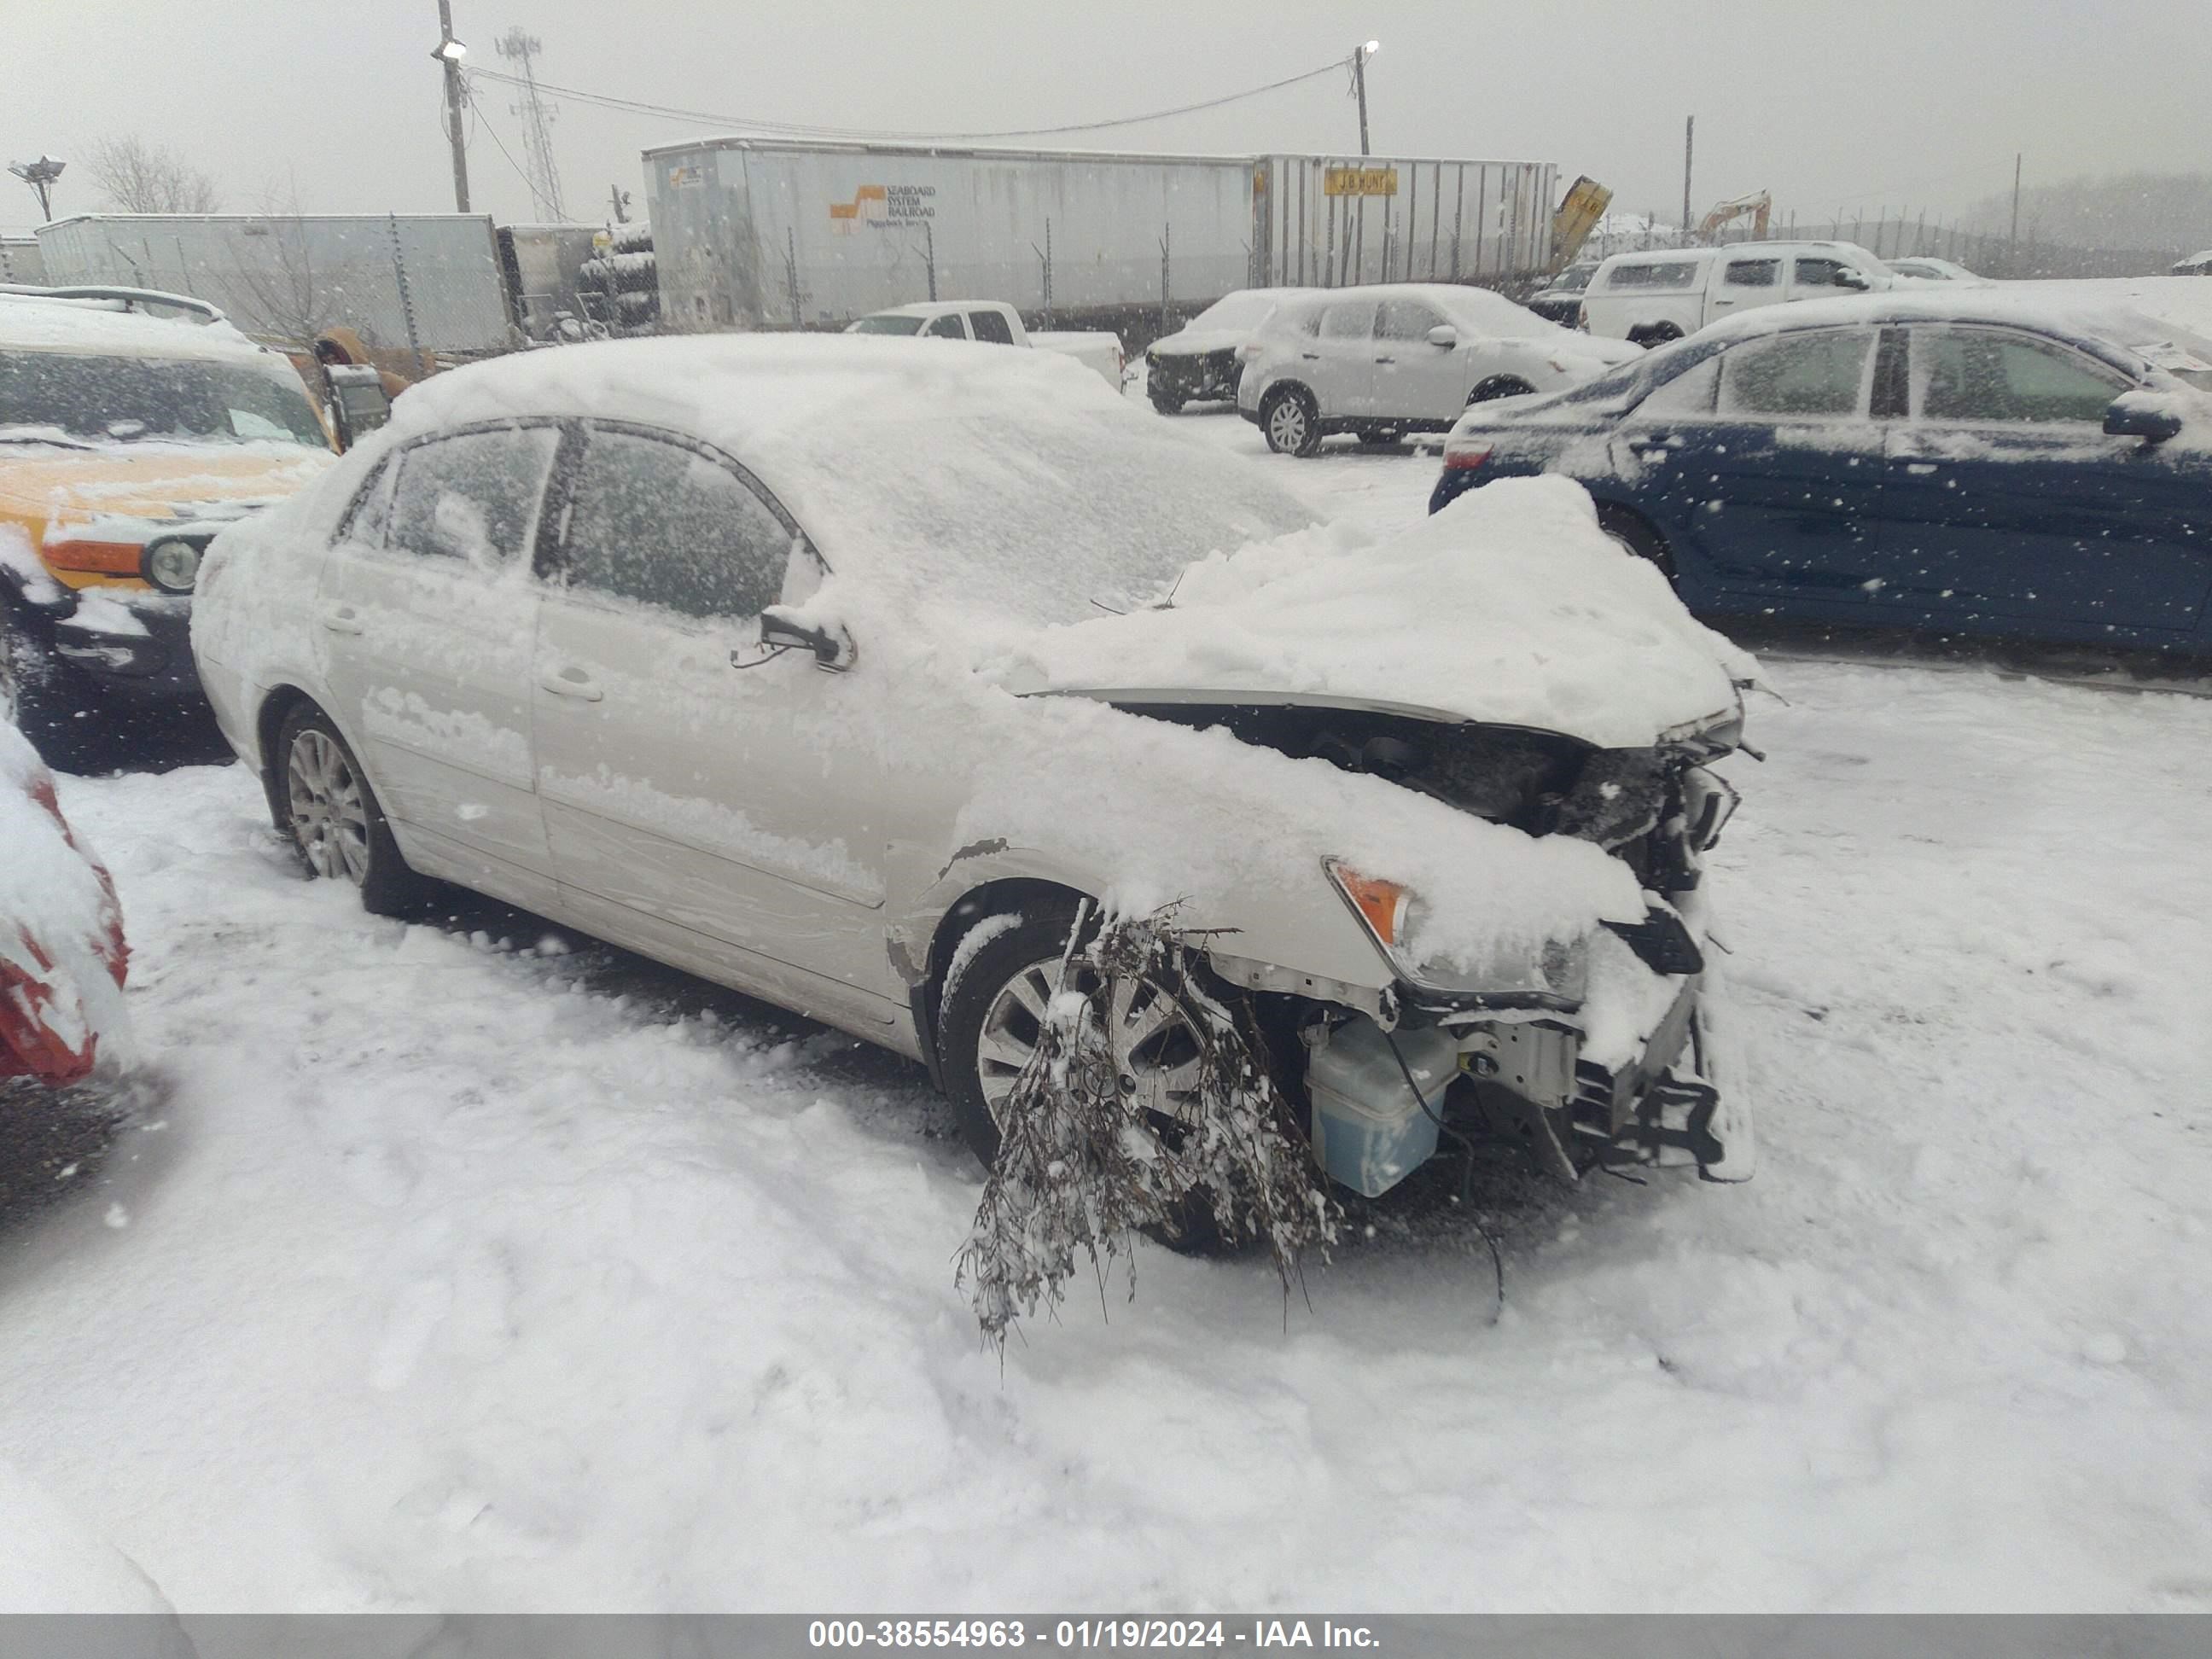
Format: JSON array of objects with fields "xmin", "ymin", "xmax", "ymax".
[
  {"xmin": 2109, "ymin": 312, "xmax": 2212, "ymax": 392},
  {"xmin": 1186, "ymin": 294, "xmax": 1278, "ymax": 332},
  {"xmin": 0, "ymin": 350, "xmax": 327, "ymax": 448},
  {"xmin": 1550, "ymin": 265, "xmax": 1597, "ymax": 293},
  {"xmin": 848, "ymin": 315, "xmax": 925, "ymax": 336}
]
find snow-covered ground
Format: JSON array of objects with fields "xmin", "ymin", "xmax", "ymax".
[{"xmin": 4, "ymin": 385, "xmax": 2212, "ymax": 1614}]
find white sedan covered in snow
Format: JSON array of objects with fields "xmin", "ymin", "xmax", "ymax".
[{"xmin": 191, "ymin": 337, "xmax": 1754, "ymax": 1202}]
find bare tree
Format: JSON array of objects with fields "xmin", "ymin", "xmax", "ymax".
[
  {"xmin": 86, "ymin": 137, "xmax": 221, "ymax": 215},
  {"xmin": 224, "ymin": 183, "xmax": 337, "ymax": 358}
]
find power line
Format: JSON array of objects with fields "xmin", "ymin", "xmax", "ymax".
[
  {"xmin": 463, "ymin": 76, "xmax": 544, "ymax": 207},
  {"xmin": 460, "ymin": 54, "xmax": 1354, "ymax": 145}
]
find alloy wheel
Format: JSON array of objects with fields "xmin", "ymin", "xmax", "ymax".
[
  {"xmin": 1266, "ymin": 397, "xmax": 1310, "ymax": 453},
  {"xmin": 975, "ymin": 956, "xmax": 1208, "ymax": 1129},
  {"xmin": 286, "ymin": 729, "xmax": 371, "ymax": 885}
]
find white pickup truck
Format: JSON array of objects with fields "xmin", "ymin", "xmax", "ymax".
[
  {"xmin": 1580, "ymin": 242, "xmax": 1895, "ymax": 347},
  {"xmin": 847, "ymin": 300, "xmax": 1125, "ymax": 387}
]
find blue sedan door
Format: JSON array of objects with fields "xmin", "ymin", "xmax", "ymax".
[
  {"xmin": 1615, "ymin": 323, "xmax": 1889, "ymax": 613},
  {"xmin": 1878, "ymin": 323, "xmax": 2212, "ymax": 641}
]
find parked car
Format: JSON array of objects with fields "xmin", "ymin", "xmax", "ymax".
[
  {"xmin": 1522, "ymin": 262, "xmax": 1601, "ymax": 328},
  {"xmin": 846, "ymin": 300, "xmax": 1123, "ymax": 387},
  {"xmin": 1235, "ymin": 283, "xmax": 1641, "ymax": 457},
  {"xmin": 1, "ymin": 664, "xmax": 128, "ymax": 1086},
  {"xmin": 1888, "ymin": 257, "xmax": 1990, "ymax": 286},
  {"xmin": 1142, "ymin": 288, "xmax": 1316, "ymax": 413},
  {"xmin": 0, "ymin": 287, "xmax": 335, "ymax": 752},
  {"xmin": 193, "ymin": 337, "xmax": 1752, "ymax": 1197},
  {"xmin": 1431, "ymin": 293, "xmax": 2212, "ymax": 654},
  {"xmin": 2170, "ymin": 250, "xmax": 2212, "ymax": 276},
  {"xmin": 1580, "ymin": 242, "xmax": 1895, "ymax": 347}
]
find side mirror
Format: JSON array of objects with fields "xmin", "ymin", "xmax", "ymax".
[
  {"xmin": 2104, "ymin": 392, "xmax": 2185, "ymax": 443},
  {"xmin": 323, "ymin": 363, "xmax": 392, "ymax": 453},
  {"xmin": 1831, "ymin": 268, "xmax": 1871, "ymax": 291},
  {"xmin": 1425, "ymin": 324, "xmax": 1459, "ymax": 348},
  {"xmin": 749, "ymin": 605, "xmax": 856, "ymax": 672}
]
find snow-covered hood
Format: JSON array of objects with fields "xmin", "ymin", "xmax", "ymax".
[
  {"xmin": 996, "ymin": 476, "xmax": 1755, "ymax": 752},
  {"xmin": 1150, "ymin": 328, "xmax": 1254, "ymax": 359},
  {"xmin": 0, "ymin": 445, "xmax": 334, "ymax": 528}
]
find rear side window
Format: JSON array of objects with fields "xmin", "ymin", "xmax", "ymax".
[
  {"xmin": 386, "ymin": 427, "xmax": 559, "ymax": 567},
  {"xmin": 967, "ymin": 310, "xmax": 1016, "ymax": 345},
  {"xmin": 559, "ymin": 427, "xmax": 794, "ymax": 622},
  {"xmin": 1319, "ymin": 301, "xmax": 1378, "ymax": 340},
  {"xmin": 1377, "ymin": 300, "xmax": 1448, "ymax": 341},
  {"xmin": 1604, "ymin": 261, "xmax": 1700, "ymax": 290},
  {"xmin": 1914, "ymin": 329, "xmax": 2131, "ymax": 424},
  {"xmin": 1717, "ymin": 329, "xmax": 1875, "ymax": 417},
  {"xmin": 1724, "ymin": 259, "xmax": 1779, "ymax": 288},
  {"xmin": 924, "ymin": 313, "xmax": 967, "ymax": 340}
]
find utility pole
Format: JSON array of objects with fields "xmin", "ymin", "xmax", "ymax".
[
  {"xmin": 608, "ymin": 184, "xmax": 630, "ymax": 224},
  {"xmin": 1681, "ymin": 115, "xmax": 1694, "ymax": 242},
  {"xmin": 498, "ymin": 27, "xmax": 568, "ymax": 221},
  {"xmin": 1352, "ymin": 42, "xmax": 1379, "ymax": 157},
  {"xmin": 433, "ymin": 3, "xmax": 470, "ymax": 213},
  {"xmin": 2008, "ymin": 152, "xmax": 2022, "ymax": 252}
]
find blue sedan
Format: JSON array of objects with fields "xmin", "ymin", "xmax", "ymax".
[{"xmin": 1430, "ymin": 296, "xmax": 2212, "ymax": 652}]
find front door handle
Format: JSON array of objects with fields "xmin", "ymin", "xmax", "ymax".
[
  {"xmin": 1374, "ymin": 354, "xmax": 1396, "ymax": 365},
  {"xmin": 538, "ymin": 664, "xmax": 604, "ymax": 701},
  {"xmin": 1903, "ymin": 461, "xmax": 1939, "ymax": 475},
  {"xmin": 319, "ymin": 605, "xmax": 364, "ymax": 636},
  {"xmin": 1300, "ymin": 351, "xmax": 1321, "ymax": 360}
]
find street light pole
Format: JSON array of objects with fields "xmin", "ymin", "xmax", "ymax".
[
  {"xmin": 1352, "ymin": 42, "xmax": 1380, "ymax": 157},
  {"xmin": 8, "ymin": 155, "xmax": 66, "ymax": 223},
  {"xmin": 434, "ymin": 1, "xmax": 472, "ymax": 213}
]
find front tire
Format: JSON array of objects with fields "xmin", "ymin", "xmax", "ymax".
[
  {"xmin": 1260, "ymin": 386, "xmax": 1322, "ymax": 457},
  {"xmin": 1596, "ymin": 508, "xmax": 1678, "ymax": 580},
  {"xmin": 274, "ymin": 702, "xmax": 427, "ymax": 915},
  {"xmin": 1628, "ymin": 323, "xmax": 1685, "ymax": 350},
  {"xmin": 1148, "ymin": 387, "xmax": 1185, "ymax": 415}
]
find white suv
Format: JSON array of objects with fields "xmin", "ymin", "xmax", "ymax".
[
  {"xmin": 1580, "ymin": 242, "xmax": 1895, "ymax": 347},
  {"xmin": 1235, "ymin": 283, "xmax": 1639, "ymax": 457}
]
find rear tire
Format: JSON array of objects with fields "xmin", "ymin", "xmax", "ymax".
[
  {"xmin": 1596, "ymin": 508, "xmax": 1678, "ymax": 580},
  {"xmin": 273, "ymin": 701, "xmax": 429, "ymax": 916},
  {"xmin": 1260, "ymin": 386, "xmax": 1322, "ymax": 457}
]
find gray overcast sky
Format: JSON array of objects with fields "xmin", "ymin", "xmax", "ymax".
[{"xmin": 5, "ymin": 0, "xmax": 2197, "ymax": 237}]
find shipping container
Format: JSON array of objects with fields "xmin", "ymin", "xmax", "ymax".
[
  {"xmin": 32, "ymin": 213, "xmax": 515, "ymax": 354},
  {"xmin": 1250, "ymin": 154, "xmax": 1559, "ymax": 287},
  {"xmin": 496, "ymin": 222, "xmax": 609, "ymax": 336},
  {"xmin": 644, "ymin": 137, "xmax": 1256, "ymax": 335}
]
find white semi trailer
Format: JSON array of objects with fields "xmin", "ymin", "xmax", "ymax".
[{"xmin": 643, "ymin": 137, "xmax": 1563, "ymax": 346}]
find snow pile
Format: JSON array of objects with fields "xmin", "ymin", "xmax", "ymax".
[
  {"xmin": 1003, "ymin": 475, "xmax": 1754, "ymax": 750},
  {"xmin": 0, "ymin": 1458, "xmax": 174, "ymax": 1614}
]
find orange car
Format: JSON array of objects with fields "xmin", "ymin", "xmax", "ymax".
[{"xmin": 0, "ymin": 287, "xmax": 335, "ymax": 747}]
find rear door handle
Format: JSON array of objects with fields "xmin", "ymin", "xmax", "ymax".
[
  {"xmin": 319, "ymin": 605, "xmax": 364, "ymax": 636},
  {"xmin": 1300, "ymin": 351, "xmax": 1321, "ymax": 360},
  {"xmin": 538, "ymin": 664, "xmax": 604, "ymax": 701},
  {"xmin": 1374, "ymin": 354, "xmax": 1396, "ymax": 365}
]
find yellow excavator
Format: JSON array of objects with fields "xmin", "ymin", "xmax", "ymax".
[{"xmin": 1696, "ymin": 190, "xmax": 1773, "ymax": 241}]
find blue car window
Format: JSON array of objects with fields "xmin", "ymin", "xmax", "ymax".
[
  {"xmin": 1718, "ymin": 330, "xmax": 1873, "ymax": 417},
  {"xmin": 1916, "ymin": 329, "xmax": 2130, "ymax": 425},
  {"xmin": 1637, "ymin": 354, "xmax": 1720, "ymax": 416}
]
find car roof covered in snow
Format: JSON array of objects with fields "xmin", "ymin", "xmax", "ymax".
[
  {"xmin": 1682, "ymin": 288, "xmax": 2212, "ymax": 375},
  {"xmin": 386, "ymin": 334, "xmax": 1318, "ymax": 628},
  {"xmin": 0, "ymin": 292, "xmax": 268, "ymax": 364},
  {"xmin": 1270, "ymin": 282, "xmax": 1583, "ymax": 340}
]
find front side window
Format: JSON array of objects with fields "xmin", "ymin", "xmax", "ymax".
[
  {"xmin": 1319, "ymin": 301, "xmax": 1378, "ymax": 341},
  {"xmin": 1914, "ymin": 328, "xmax": 2131, "ymax": 424},
  {"xmin": 1377, "ymin": 300, "xmax": 1448, "ymax": 341},
  {"xmin": 967, "ymin": 310, "xmax": 1016, "ymax": 345},
  {"xmin": 385, "ymin": 427, "xmax": 559, "ymax": 566},
  {"xmin": 560, "ymin": 428, "xmax": 794, "ymax": 622},
  {"xmin": 1717, "ymin": 329, "xmax": 1875, "ymax": 417},
  {"xmin": 925, "ymin": 313, "xmax": 967, "ymax": 341},
  {"xmin": 1790, "ymin": 257, "xmax": 1855, "ymax": 290},
  {"xmin": 1725, "ymin": 259, "xmax": 1779, "ymax": 288}
]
